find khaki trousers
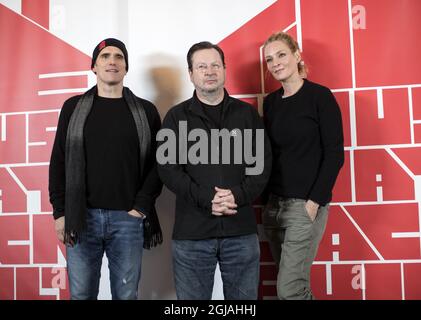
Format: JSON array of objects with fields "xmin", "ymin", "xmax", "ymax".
[{"xmin": 263, "ymin": 195, "xmax": 329, "ymax": 300}]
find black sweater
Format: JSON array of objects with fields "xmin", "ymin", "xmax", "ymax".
[
  {"xmin": 49, "ymin": 94, "xmax": 162, "ymax": 219},
  {"xmin": 157, "ymin": 91, "xmax": 272, "ymax": 240},
  {"xmin": 263, "ymin": 79, "xmax": 344, "ymax": 206}
]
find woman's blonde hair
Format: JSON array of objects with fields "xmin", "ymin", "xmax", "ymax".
[{"xmin": 263, "ymin": 32, "xmax": 307, "ymax": 77}]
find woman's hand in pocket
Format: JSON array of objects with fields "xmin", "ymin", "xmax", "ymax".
[{"xmin": 305, "ymin": 200, "xmax": 319, "ymax": 222}]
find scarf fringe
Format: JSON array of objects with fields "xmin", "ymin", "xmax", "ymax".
[
  {"xmin": 64, "ymin": 231, "xmax": 79, "ymax": 247},
  {"xmin": 143, "ymin": 217, "xmax": 163, "ymax": 250}
]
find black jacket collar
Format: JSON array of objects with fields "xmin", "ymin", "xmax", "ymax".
[{"xmin": 188, "ymin": 89, "xmax": 232, "ymax": 121}]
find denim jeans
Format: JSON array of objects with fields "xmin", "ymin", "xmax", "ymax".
[
  {"xmin": 172, "ymin": 234, "xmax": 260, "ymax": 300},
  {"xmin": 66, "ymin": 209, "xmax": 144, "ymax": 300},
  {"xmin": 263, "ymin": 195, "xmax": 329, "ymax": 300}
]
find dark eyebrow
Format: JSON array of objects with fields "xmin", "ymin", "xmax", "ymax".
[
  {"xmin": 265, "ymin": 50, "xmax": 286, "ymax": 59},
  {"xmin": 99, "ymin": 52, "xmax": 124, "ymax": 58}
]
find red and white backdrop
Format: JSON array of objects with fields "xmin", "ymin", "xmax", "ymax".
[{"xmin": 1, "ymin": 0, "xmax": 420, "ymax": 300}]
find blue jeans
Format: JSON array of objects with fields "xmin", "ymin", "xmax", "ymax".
[
  {"xmin": 172, "ymin": 234, "xmax": 260, "ymax": 300},
  {"xmin": 66, "ymin": 209, "xmax": 144, "ymax": 300}
]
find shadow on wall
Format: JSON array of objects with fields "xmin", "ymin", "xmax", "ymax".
[
  {"xmin": 139, "ymin": 57, "xmax": 183, "ymax": 299},
  {"xmin": 149, "ymin": 63, "xmax": 183, "ymax": 121}
]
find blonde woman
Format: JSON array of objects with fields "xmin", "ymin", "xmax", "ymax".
[{"xmin": 262, "ymin": 32, "xmax": 344, "ymax": 300}]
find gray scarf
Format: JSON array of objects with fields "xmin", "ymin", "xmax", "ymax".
[{"xmin": 64, "ymin": 86, "xmax": 161, "ymax": 248}]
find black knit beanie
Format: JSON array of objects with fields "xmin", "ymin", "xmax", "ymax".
[{"xmin": 91, "ymin": 38, "xmax": 129, "ymax": 71}]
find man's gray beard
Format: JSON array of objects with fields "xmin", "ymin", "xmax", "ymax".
[
  {"xmin": 205, "ymin": 88, "xmax": 218, "ymax": 94},
  {"xmin": 201, "ymin": 87, "xmax": 220, "ymax": 95}
]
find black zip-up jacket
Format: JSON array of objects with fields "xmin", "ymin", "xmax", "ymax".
[{"xmin": 157, "ymin": 90, "xmax": 272, "ymax": 240}]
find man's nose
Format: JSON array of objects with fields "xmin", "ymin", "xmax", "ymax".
[{"xmin": 204, "ymin": 66, "xmax": 215, "ymax": 75}]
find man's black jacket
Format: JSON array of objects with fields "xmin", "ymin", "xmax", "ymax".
[{"xmin": 157, "ymin": 91, "xmax": 272, "ymax": 240}]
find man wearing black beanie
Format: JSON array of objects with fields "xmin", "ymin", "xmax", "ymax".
[
  {"xmin": 49, "ymin": 38, "xmax": 163, "ymax": 299},
  {"xmin": 91, "ymin": 38, "xmax": 129, "ymax": 71}
]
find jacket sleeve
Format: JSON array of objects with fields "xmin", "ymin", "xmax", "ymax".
[
  {"xmin": 157, "ymin": 110, "xmax": 215, "ymax": 211},
  {"xmin": 48, "ymin": 98, "xmax": 77, "ymax": 220},
  {"xmin": 133, "ymin": 102, "xmax": 163, "ymax": 216},
  {"xmin": 308, "ymin": 88, "xmax": 345, "ymax": 205},
  {"xmin": 230, "ymin": 108, "xmax": 272, "ymax": 207}
]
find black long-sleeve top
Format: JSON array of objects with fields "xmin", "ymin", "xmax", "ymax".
[
  {"xmin": 49, "ymin": 94, "xmax": 162, "ymax": 219},
  {"xmin": 263, "ymin": 79, "xmax": 344, "ymax": 206}
]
